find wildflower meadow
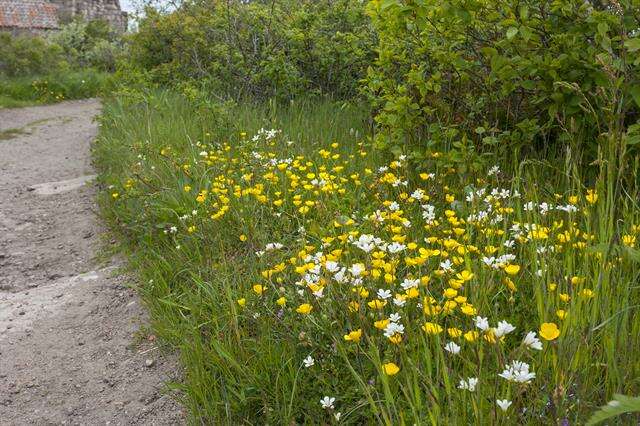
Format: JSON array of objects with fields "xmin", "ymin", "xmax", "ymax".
[
  {"xmin": 90, "ymin": 0, "xmax": 640, "ymax": 423},
  {"xmin": 94, "ymin": 92, "xmax": 640, "ymax": 424}
]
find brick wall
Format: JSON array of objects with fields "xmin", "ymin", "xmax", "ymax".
[
  {"xmin": 0, "ymin": 0, "xmax": 127, "ymax": 34},
  {"xmin": 0, "ymin": 0, "xmax": 60, "ymax": 30}
]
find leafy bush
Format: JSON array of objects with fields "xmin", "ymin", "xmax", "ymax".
[
  {"xmin": 0, "ymin": 32, "xmax": 67, "ymax": 77},
  {"xmin": 125, "ymin": 0, "xmax": 375, "ymax": 100},
  {"xmin": 49, "ymin": 19, "xmax": 124, "ymax": 71},
  {"xmin": 365, "ymin": 0, "xmax": 640, "ymax": 169}
]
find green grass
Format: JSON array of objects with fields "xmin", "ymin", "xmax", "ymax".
[
  {"xmin": 0, "ymin": 127, "xmax": 28, "ymax": 141},
  {"xmin": 0, "ymin": 70, "xmax": 109, "ymax": 108},
  {"xmin": 94, "ymin": 90, "xmax": 640, "ymax": 424}
]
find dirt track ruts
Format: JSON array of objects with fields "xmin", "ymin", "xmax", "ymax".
[{"xmin": 0, "ymin": 100, "xmax": 185, "ymax": 425}]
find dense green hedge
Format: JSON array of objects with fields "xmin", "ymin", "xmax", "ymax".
[
  {"xmin": 124, "ymin": 0, "xmax": 376, "ymax": 100},
  {"xmin": 365, "ymin": 0, "xmax": 640, "ymax": 169},
  {"xmin": 0, "ymin": 20, "xmax": 123, "ymax": 78}
]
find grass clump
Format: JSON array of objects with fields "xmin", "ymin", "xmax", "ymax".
[
  {"xmin": 0, "ymin": 70, "xmax": 109, "ymax": 108},
  {"xmin": 94, "ymin": 90, "xmax": 640, "ymax": 424}
]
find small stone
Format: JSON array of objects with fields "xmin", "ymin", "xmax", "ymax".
[{"xmin": 144, "ymin": 358, "xmax": 155, "ymax": 368}]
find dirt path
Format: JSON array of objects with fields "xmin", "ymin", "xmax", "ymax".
[{"xmin": 0, "ymin": 100, "xmax": 185, "ymax": 425}]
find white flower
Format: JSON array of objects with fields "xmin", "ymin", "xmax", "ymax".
[
  {"xmin": 522, "ymin": 331, "xmax": 543, "ymax": 350},
  {"xmin": 393, "ymin": 297, "xmax": 406, "ymax": 307},
  {"xmin": 349, "ymin": 263, "xmax": 366, "ymax": 277},
  {"xmin": 389, "ymin": 313, "xmax": 401, "ymax": 322},
  {"xmin": 334, "ymin": 412, "xmax": 342, "ymax": 421},
  {"xmin": 387, "ymin": 242, "xmax": 406, "ymax": 253},
  {"xmin": 383, "ymin": 322, "xmax": 405, "ymax": 338},
  {"xmin": 499, "ymin": 360, "xmax": 536, "ymax": 383},
  {"xmin": 325, "ymin": 261, "xmax": 340, "ymax": 273},
  {"xmin": 353, "ymin": 234, "xmax": 376, "ymax": 252},
  {"xmin": 303, "ymin": 356, "xmax": 315, "ymax": 368},
  {"xmin": 458, "ymin": 377, "xmax": 478, "ymax": 391},
  {"xmin": 411, "ymin": 189, "xmax": 425, "ymax": 200},
  {"xmin": 401, "ymin": 278, "xmax": 419, "ymax": 290},
  {"xmin": 494, "ymin": 320, "xmax": 516, "ymax": 338},
  {"xmin": 496, "ymin": 399, "xmax": 512, "ymax": 411},
  {"xmin": 320, "ymin": 396, "xmax": 335, "ymax": 409},
  {"xmin": 265, "ymin": 242, "xmax": 284, "ymax": 251},
  {"xmin": 377, "ymin": 289, "xmax": 392, "ymax": 300},
  {"xmin": 474, "ymin": 316, "xmax": 490, "ymax": 331},
  {"xmin": 439, "ymin": 259, "xmax": 453, "ymax": 272},
  {"xmin": 444, "ymin": 341, "xmax": 461, "ymax": 355}
]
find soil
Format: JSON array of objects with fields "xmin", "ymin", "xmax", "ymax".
[{"xmin": 0, "ymin": 100, "xmax": 186, "ymax": 425}]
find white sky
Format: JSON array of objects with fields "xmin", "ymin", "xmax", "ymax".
[{"xmin": 120, "ymin": 0, "xmax": 137, "ymax": 13}]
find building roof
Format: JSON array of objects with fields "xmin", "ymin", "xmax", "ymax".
[{"xmin": 0, "ymin": 1, "xmax": 60, "ymax": 30}]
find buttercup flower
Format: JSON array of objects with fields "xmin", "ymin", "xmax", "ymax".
[
  {"xmin": 382, "ymin": 362, "xmax": 400, "ymax": 376},
  {"xmin": 539, "ymin": 322, "xmax": 560, "ymax": 341}
]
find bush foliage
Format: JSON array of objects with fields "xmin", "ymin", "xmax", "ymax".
[
  {"xmin": 365, "ymin": 0, "xmax": 640, "ymax": 168},
  {"xmin": 126, "ymin": 0, "xmax": 375, "ymax": 99},
  {"xmin": 0, "ymin": 19, "xmax": 123, "ymax": 79}
]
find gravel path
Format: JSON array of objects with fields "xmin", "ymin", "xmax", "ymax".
[{"xmin": 0, "ymin": 100, "xmax": 185, "ymax": 425}]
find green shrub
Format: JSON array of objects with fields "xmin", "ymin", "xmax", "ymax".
[
  {"xmin": 0, "ymin": 32, "xmax": 67, "ymax": 77},
  {"xmin": 125, "ymin": 0, "xmax": 375, "ymax": 100},
  {"xmin": 365, "ymin": 0, "xmax": 640, "ymax": 170},
  {"xmin": 49, "ymin": 19, "xmax": 124, "ymax": 71}
]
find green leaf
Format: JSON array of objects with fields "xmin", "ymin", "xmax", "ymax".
[
  {"xmin": 506, "ymin": 27, "xmax": 518, "ymax": 40},
  {"xmin": 380, "ymin": 0, "xmax": 399, "ymax": 10},
  {"xmin": 586, "ymin": 394, "xmax": 640, "ymax": 425},
  {"xmin": 630, "ymin": 86, "xmax": 640, "ymax": 108},
  {"xmin": 624, "ymin": 38, "xmax": 640, "ymax": 53}
]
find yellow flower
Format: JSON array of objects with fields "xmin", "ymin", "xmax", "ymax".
[
  {"xmin": 585, "ymin": 189, "xmax": 598, "ymax": 204},
  {"xmin": 382, "ymin": 362, "xmax": 400, "ymax": 376},
  {"xmin": 556, "ymin": 309, "xmax": 567, "ymax": 320},
  {"xmin": 456, "ymin": 270, "xmax": 474, "ymax": 282},
  {"xmin": 443, "ymin": 288, "xmax": 458, "ymax": 299},
  {"xmin": 464, "ymin": 330, "xmax": 479, "ymax": 342},
  {"xmin": 343, "ymin": 329, "xmax": 363, "ymax": 342},
  {"xmin": 375, "ymin": 319, "xmax": 391, "ymax": 329},
  {"xmin": 276, "ymin": 297, "xmax": 286, "ymax": 306},
  {"xmin": 460, "ymin": 303, "xmax": 477, "ymax": 316},
  {"xmin": 580, "ymin": 288, "xmax": 595, "ymax": 298},
  {"xmin": 570, "ymin": 276, "xmax": 585, "ymax": 286},
  {"xmin": 539, "ymin": 322, "xmax": 560, "ymax": 341},
  {"xmin": 504, "ymin": 264, "xmax": 520, "ymax": 275},
  {"xmin": 422, "ymin": 322, "xmax": 443, "ymax": 335},
  {"xmin": 367, "ymin": 299, "xmax": 386, "ymax": 310},
  {"xmin": 447, "ymin": 327, "xmax": 463, "ymax": 338},
  {"xmin": 237, "ymin": 298, "xmax": 246, "ymax": 307},
  {"xmin": 348, "ymin": 301, "xmax": 360, "ymax": 312},
  {"xmin": 239, "ymin": 234, "xmax": 247, "ymax": 242},
  {"xmin": 388, "ymin": 334, "xmax": 402, "ymax": 344},
  {"xmin": 252, "ymin": 284, "xmax": 265, "ymax": 295},
  {"xmin": 296, "ymin": 303, "xmax": 313, "ymax": 315},
  {"xmin": 503, "ymin": 277, "xmax": 517, "ymax": 292}
]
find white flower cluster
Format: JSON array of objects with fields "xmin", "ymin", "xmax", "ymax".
[{"xmin": 498, "ymin": 360, "xmax": 536, "ymax": 383}]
